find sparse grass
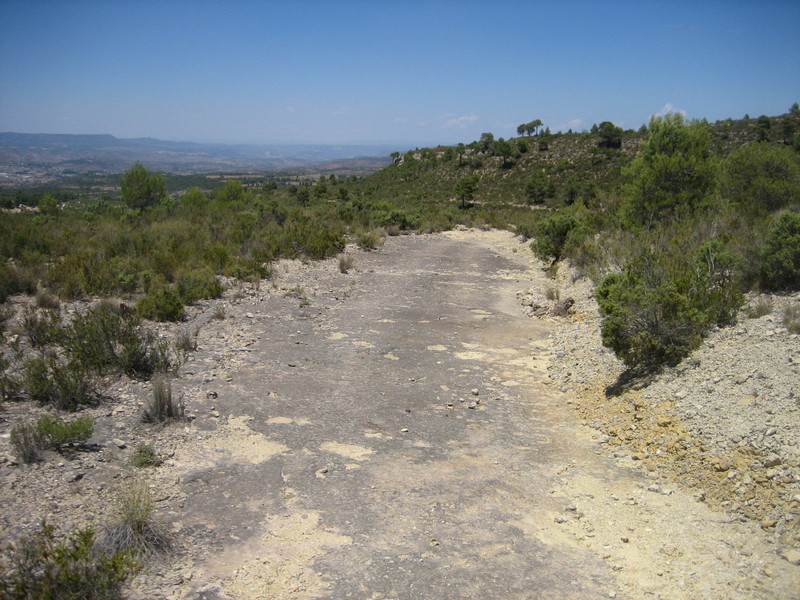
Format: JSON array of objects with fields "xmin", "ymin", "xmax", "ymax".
[
  {"xmin": 783, "ymin": 303, "xmax": 800, "ymax": 334},
  {"xmin": 356, "ymin": 229, "xmax": 385, "ymax": 251},
  {"xmin": 211, "ymin": 305, "xmax": 226, "ymax": 320},
  {"xmin": 10, "ymin": 422, "xmax": 44, "ymax": 463},
  {"xmin": 35, "ymin": 288, "xmax": 61, "ymax": 310},
  {"xmin": 545, "ymin": 286, "xmax": 560, "ymax": 301},
  {"xmin": 141, "ymin": 377, "xmax": 184, "ymax": 424},
  {"xmin": 175, "ymin": 326, "xmax": 198, "ymax": 354},
  {"xmin": 338, "ymin": 254, "xmax": 354, "ymax": 274},
  {"xmin": 286, "ymin": 285, "xmax": 310, "ymax": 307},
  {"xmin": 97, "ymin": 480, "xmax": 171, "ymax": 557},
  {"xmin": 130, "ymin": 443, "xmax": 163, "ymax": 468},
  {"xmin": 745, "ymin": 296, "xmax": 773, "ymax": 318},
  {"xmin": 0, "ymin": 522, "xmax": 138, "ymax": 599}
]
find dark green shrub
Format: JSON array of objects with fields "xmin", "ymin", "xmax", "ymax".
[
  {"xmin": 35, "ymin": 414, "xmax": 95, "ymax": 451},
  {"xmin": 21, "ymin": 307, "xmax": 61, "ymax": 349},
  {"xmin": 0, "ymin": 522, "xmax": 137, "ymax": 599},
  {"xmin": 760, "ymin": 212, "xmax": 800, "ymax": 290},
  {"xmin": 174, "ymin": 267, "xmax": 222, "ymax": 304},
  {"xmin": 595, "ymin": 240, "xmax": 744, "ymax": 372},
  {"xmin": 62, "ymin": 301, "xmax": 173, "ymax": 380},
  {"xmin": 718, "ymin": 142, "xmax": 800, "ymax": 215},
  {"xmin": 23, "ymin": 357, "xmax": 96, "ymax": 410},
  {"xmin": 136, "ymin": 286, "xmax": 185, "ymax": 322},
  {"xmin": 595, "ymin": 267, "xmax": 702, "ymax": 370},
  {"xmin": 531, "ymin": 213, "xmax": 587, "ymax": 262}
]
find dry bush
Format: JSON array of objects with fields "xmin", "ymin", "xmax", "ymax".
[
  {"xmin": 784, "ymin": 303, "xmax": 800, "ymax": 334},
  {"xmin": 745, "ymin": 296, "xmax": 773, "ymax": 318},
  {"xmin": 338, "ymin": 254, "xmax": 355, "ymax": 274},
  {"xmin": 10, "ymin": 422, "xmax": 44, "ymax": 463},
  {"xmin": 97, "ymin": 480, "xmax": 171, "ymax": 557},
  {"xmin": 35, "ymin": 288, "xmax": 61, "ymax": 310},
  {"xmin": 141, "ymin": 377, "xmax": 184, "ymax": 424}
]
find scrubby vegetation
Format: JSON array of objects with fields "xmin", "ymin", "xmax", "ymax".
[
  {"xmin": 1, "ymin": 106, "xmax": 798, "ymax": 381},
  {"xmin": 0, "ymin": 522, "xmax": 137, "ymax": 599}
]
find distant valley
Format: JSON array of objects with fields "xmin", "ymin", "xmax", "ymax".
[{"xmin": 0, "ymin": 132, "xmax": 397, "ymax": 186}]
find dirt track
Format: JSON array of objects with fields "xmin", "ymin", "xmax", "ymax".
[
  {"xmin": 139, "ymin": 230, "xmax": 793, "ymax": 599},
  {"xmin": 4, "ymin": 230, "xmax": 795, "ymax": 599}
]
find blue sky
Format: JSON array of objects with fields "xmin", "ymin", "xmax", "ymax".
[{"xmin": 1, "ymin": 0, "xmax": 798, "ymax": 148}]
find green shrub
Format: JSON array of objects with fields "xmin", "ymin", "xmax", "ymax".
[
  {"xmin": 21, "ymin": 307, "xmax": 61, "ymax": 349},
  {"xmin": 175, "ymin": 267, "xmax": 222, "ymax": 304},
  {"xmin": 531, "ymin": 213, "xmax": 587, "ymax": 263},
  {"xmin": 23, "ymin": 357, "xmax": 96, "ymax": 410},
  {"xmin": 760, "ymin": 212, "xmax": 800, "ymax": 291},
  {"xmin": 718, "ymin": 142, "xmax": 800, "ymax": 215},
  {"xmin": 62, "ymin": 301, "xmax": 173, "ymax": 380},
  {"xmin": 35, "ymin": 414, "xmax": 95, "ymax": 451},
  {"xmin": 136, "ymin": 286, "xmax": 185, "ymax": 322},
  {"xmin": 595, "ymin": 239, "xmax": 745, "ymax": 373},
  {"xmin": 130, "ymin": 444, "xmax": 163, "ymax": 468},
  {"xmin": 0, "ymin": 522, "xmax": 137, "ymax": 599}
]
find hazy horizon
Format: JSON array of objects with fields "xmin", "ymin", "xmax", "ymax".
[{"xmin": 1, "ymin": 0, "xmax": 798, "ymax": 147}]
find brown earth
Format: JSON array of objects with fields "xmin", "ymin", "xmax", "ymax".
[{"xmin": 1, "ymin": 229, "xmax": 798, "ymax": 599}]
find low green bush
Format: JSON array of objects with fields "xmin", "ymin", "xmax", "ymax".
[
  {"xmin": 21, "ymin": 307, "xmax": 61, "ymax": 349},
  {"xmin": 595, "ymin": 241, "xmax": 745, "ymax": 372},
  {"xmin": 0, "ymin": 522, "xmax": 137, "ymax": 599},
  {"xmin": 35, "ymin": 414, "xmax": 95, "ymax": 451},
  {"xmin": 130, "ymin": 443, "xmax": 163, "ymax": 468},
  {"xmin": 136, "ymin": 286, "xmax": 185, "ymax": 322}
]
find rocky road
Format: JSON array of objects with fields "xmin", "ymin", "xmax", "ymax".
[{"xmin": 2, "ymin": 230, "xmax": 798, "ymax": 599}]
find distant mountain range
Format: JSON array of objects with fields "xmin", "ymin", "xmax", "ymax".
[{"xmin": 0, "ymin": 132, "xmax": 398, "ymax": 185}]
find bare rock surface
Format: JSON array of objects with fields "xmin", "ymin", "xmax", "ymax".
[{"xmin": 1, "ymin": 229, "xmax": 798, "ymax": 599}]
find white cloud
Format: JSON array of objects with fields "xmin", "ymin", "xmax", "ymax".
[
  {"xmin": 654, "ymin": 103, "xmax": 687, "ymax": 117},
  {"xmin": 566, "ymin": 118, "xmax": 583, "ymax": 130},
  {"xmin": 442, "ymin": 114, "xmax": 479, "ymax": 129}
]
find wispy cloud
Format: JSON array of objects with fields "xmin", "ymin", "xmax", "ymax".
[
  {"xmin": 285, "ymin": 106, "xmax": 296, "ymax": 113},
  {"xmin": 442, "ymin": 114, "xmax": 479, "ymax": 129},
  {"xmin": 566, "ymin": 118, "xmax": 583, "ymax": 130},
  {"xmin": 654, "ymin": 103, "xmax": 686, "ymax": 117}
]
